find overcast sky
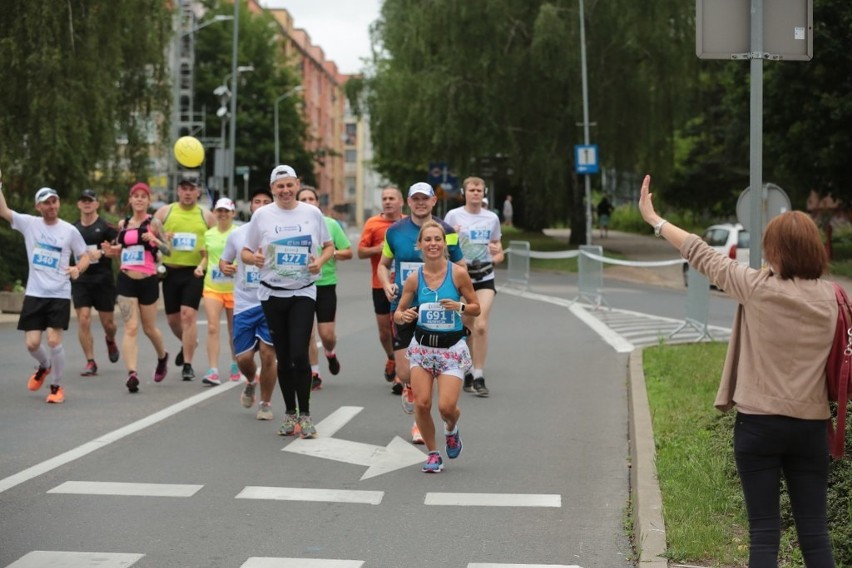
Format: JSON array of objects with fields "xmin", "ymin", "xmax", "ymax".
[{"xmin": 260, "ymin": 0, "xmax": 382, "ymax": 75}]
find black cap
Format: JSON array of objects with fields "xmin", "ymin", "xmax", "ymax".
[
  {"xmin": 79, "ymin": 189, "xmax": 97, "ymax": 201},
  {"xmin": 178, "ymin": 171, "xmax": 200, "ymax": 186}
]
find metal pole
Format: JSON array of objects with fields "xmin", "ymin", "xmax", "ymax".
[
  {"xmin": 579, "ymin": 0, "xmax": 593, "ymax": 246},
  {"xmin": 748, "ymin": 0, "xmax": 763, "ymax": 268},
  {"xmin": 227, "ymin": 0, "xmax": 240, "ymax": 200},
  {"xmin": 274, "ymin": 101, "xmax": 280, "ymax": 166}
]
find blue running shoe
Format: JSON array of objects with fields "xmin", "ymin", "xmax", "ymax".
[
  {"xmin": 445, "ymin": 426, "xmax": 463, "ymax": 459},
  {"xmin": 421, "ymin": 451, "xmax": 443, "ymax": 473}
]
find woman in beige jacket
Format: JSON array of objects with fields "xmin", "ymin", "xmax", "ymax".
[{"xmin": 639, "ymin": 175, "xmax": 836, "ymax": 568}]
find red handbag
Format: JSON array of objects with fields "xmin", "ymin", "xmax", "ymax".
[{"xmin": 826, "ymin": 283, "xmax": 852, "ymax": 459}]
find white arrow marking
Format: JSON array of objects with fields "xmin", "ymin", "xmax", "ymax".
[{"xmin": 283, "ymin": 406, "xmax": 425, "ymax": 479}]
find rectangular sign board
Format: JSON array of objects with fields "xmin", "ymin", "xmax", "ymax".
[{"xmin": 696, "ymin": 0, "xmax": 812, "ymax": 60}]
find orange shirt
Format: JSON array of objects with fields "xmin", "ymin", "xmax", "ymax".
[{"xmin": 359, "ymin": 214, "xmax": 404, "ymax": 288}]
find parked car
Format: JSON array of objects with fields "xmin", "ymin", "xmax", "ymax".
[{"xmin": 683, "ymin": 223, "xmax": 750, "ymax": 286}]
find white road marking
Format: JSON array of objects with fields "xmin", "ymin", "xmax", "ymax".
[
  {"xmin": 241, "ymin": 559, "xmax": 364, "ymax": 568},
  {"xmin": 0, "ymin": 381, "xmax": 240, "ymax": 495},
  {"xmin": 236, "ymin": 486, "xmax": 383, "ymax": 505},
  {"xmin": 283, "ymin": 406, "xmax": 425, "ymax": 479},
  {"xmin": 47, "ymin": 481, "xmax": 203, "ymax": 497},
  {"xmin": 425, "ymin": 492, "xmax": 562, "ymax": 507},
  {"xmin": 6, "ymin": 551, "xmax": 144, "ymax": 567}
]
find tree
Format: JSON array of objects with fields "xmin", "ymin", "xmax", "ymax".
[{"xmin": 0, "ymin": 0, "xmax": 172, "ymax": 197}]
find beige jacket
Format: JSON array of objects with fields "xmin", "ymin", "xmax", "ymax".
[{"xmin": 680, "ymin": 234, "xmax": 836, "ymax": 420}]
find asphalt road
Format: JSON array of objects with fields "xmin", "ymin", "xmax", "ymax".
[{"xmin": 0, "ymin": 258, "xmax": 637, "ymax": 568}]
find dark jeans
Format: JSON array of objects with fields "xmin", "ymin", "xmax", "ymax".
[
  {"xmin": 734, "ymin": 412, "xmax": 835, "ymax": 568},
  {"xmin": 261, "ymin": 295, "xmax": 315, "ymax": 415}
]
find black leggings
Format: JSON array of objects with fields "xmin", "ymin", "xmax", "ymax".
[
  {"xmin": 734, "ymin": 412, "xmax": 835, "ymax": 568},
  {"xmin": 261, "ymin": 295, "xmax": 315, "ymax": 416}
]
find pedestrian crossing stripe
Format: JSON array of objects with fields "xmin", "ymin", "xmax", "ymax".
[
  {"xmin": 236, "ymin": 486, "xmax": 383, "ymax": 504},
  {"xmin": 241, "ymin": 560, "xmax": 364, "ymax": 568},
  {"xmin": 47, "ymin": 481, "xmax": 203, "ymax": 497},
  {"xmin": 425, "ymin": 492, "xmax": 562, "ymax": 507},
  {"xmin": 6, "ymin": 551, "xmax": 145, "ymax": 567}
]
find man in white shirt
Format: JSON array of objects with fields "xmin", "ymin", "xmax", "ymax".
[{"xmin": 0, "ymin": 184, "xmax": 91, "ymax": 403}]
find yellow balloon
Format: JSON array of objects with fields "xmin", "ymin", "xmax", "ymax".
[{"xmin": 173, "ymin": 136, "xmax": 205, "ymax": 168}]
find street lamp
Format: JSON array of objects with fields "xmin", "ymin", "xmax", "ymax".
[
  {"xmin": 274, "ymin": 86, "xmax": 304, "ymax": 165},
  {"xmin": 223, "ymin": 65, "xmax": 254, "ymax": 198},
  {"xmin": 180, "ymin": 14, "xmax": 233, "ymax": 38},
  {"xmin": 578, "ymin": 0, "xmax": 593, "ymax": 245}
]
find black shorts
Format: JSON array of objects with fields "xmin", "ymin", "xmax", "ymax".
[
  {"xmin": 117, "ymin": 272, "xmax": 161, "ymax": 306},
  {"xmin": 472, "ymin": 279, "xmax": 497, "ymax": 294},
  {"xmin": 315, "ymin": 284, "xmax": 337, "ymax": 323},
  {"xmin": 72, "ymin": 273, "xmax": 117, "ymax": 312},
  {"xmin": 162, "ymin": 266, "xmax": 203, "ymax": 314},
  {"xmin": 372, "ymin": 287, "xmax": 391, "ymax": 315},
  {"xmin": 392, "ymin": 320, "xmax": 416, "ymax": 351},
  {"xmin": 17, "ymin": 296, "xmax": 71, "ymax": 331}
]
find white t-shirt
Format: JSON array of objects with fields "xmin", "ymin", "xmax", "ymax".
[
  {"xmin": 243, "ymin": 202, "xmax": 331, "ymax": 301},
  {"xmin": 12, "ymin": 212, "xmax": 88, "ymax": 299},
  {"xmin": 444, "ymin": 206, "xmax": 502, "ymax": 281},
  {"xmin": 221, "ymin": 224, "xmax": 261, "ymax": 315}
]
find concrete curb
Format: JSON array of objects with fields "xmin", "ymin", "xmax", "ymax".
[{"xmin": 629, "ymin": 348, "xmax": 669, "ymax": 568}]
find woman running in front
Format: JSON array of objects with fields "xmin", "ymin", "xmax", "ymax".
[
  {"xmin": 107, "ymin": 182, "xmax": 169, "ymax": 393},
  {"xmin": 394, "ymin": 220, "xmax": 480, "ymax": 473}
]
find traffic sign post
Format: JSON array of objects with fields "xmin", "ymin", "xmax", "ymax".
[{"xmin": 574, "ymin": 144, "xmax": 599, "ymax": 175}]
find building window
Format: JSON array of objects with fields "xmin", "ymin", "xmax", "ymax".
[
  {"xmin": 345, "ymin": 150, "xmax": 357, "ymax": 163},
  {"xmin": 345, "ymin": 123, "xmax": 357, "ymax": 146}
]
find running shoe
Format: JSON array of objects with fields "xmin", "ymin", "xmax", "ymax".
[
  {"xmin": 126, "ymin": 371, "xmax": 140, "ymax": 393},
  {"xmin": 463, "ymin": 372, "xmax": 475, "ymax": 393},
  {"xmin": 473, "ymin": 377, "xmax": 490, "ymax": 397},
  {"xmin": 445, "ymin": 426, "xmax": 463, "ymax": 459},
  {"xmin": 46, "ymin": 384, "xmax": 65, "ymax": 404},
  {"xmin": 80, "ymin": 360, "xmax": 98, "ymax": 376},
  {"xmin": 278, "ymin": 413, "xmax": 299, "ymax": 436},
  {"xmin": 311, "ymin": 373, "xmax": 323, "ymax": 391},
  {"xmin": 326, "ymin": 352, "xmax": 341, "ymax": 375},
  {"xmin": 241, "ymin": 381, "xmax": 256, "ymax": 408},
  {"xmin": 299, "ymin": 415, "xmax": 317, "ymax": 439},
  {"xmin": 401, "ymin": 384, "xmax": 415, "ymax": 415},
  {"xmin": 391, "ymin": 376, "xmax": 404, "ymax": 395},
  {"xmin": 256, "ymin": 401, "xmax": 273, "ymax": 420},
  {"xmin": 106, "ymin": 338, "xmax": 120, "ymax": 363},
  {"xmin": 384, "ymin": 358, "xmax": 396, "ymax": 382},
  {"xmin": 202, "ymin": 369, "xmax": 220, "ymax": 386},
  {"xmin": 175, "ymin": 349, "xmax": 184, "ymax": 367},
  {"xmin": 28, "ymin": 366, "xmax": 51, "ymax": 391},
  {"xmin": 411, "ymin": 423, "xmax": 424, "ymax": 445},
  {"xmin": 229, "ymin": 361, "xmax": 241, "ymax": 381},
  {"xmin": 153, "ymin": 352, "xmax": 169, "ymax": 383},
  {"xmin": 421, "ymin": 451, "xmax": 443, "ymax": 473},
  {"xmin": 181, "ymin": 364, "xmax": 195, "ymax": 381}
]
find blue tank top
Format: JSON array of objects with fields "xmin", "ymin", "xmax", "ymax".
[{"xmin": 416, "ymin": 261, "xmax": 462, "ymax": 333}]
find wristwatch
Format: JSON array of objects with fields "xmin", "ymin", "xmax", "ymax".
[{"xmin": 654, "ymin": 219, "xmax": 668, "ymax": 238}]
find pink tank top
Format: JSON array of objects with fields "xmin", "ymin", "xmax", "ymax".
[{"xmin": 119, "ymin": 225, "xmax": 157, "ymax": 275}]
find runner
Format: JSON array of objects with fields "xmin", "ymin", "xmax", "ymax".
[
  {"xmin": 71, "ymin": 189, "xmax": 120, "ymax": 376},
  {"xmin": 197, "ymin": 197, "xmax": 239, "ymax": 386},
  {"xmin": 220, "ymin": 188, "xmax": 278, "ymax": 420},
  {"xmin": 393, "ymin": 220, "xmax": 480, "ymax": 472},
  {"xmin": 444, "ymin": 176, "xmax": 504, "ymax": 397},
  {"xmin": 357, "ymin": 185, "xmax": 404, "ymax": 384},
  {"xmin": 0, "ymin": 186, "xmax": 91, "ymax": 403},
  {"xmin": 242, "ymin": 165, "xmax": 333, "ymax": 438},
  {"xmin": 296, "ymin": 186, "xmax": 352, "ymax": 390},
  {"xmin": 154, "ymin": 172, "xmax": 215, "ymax": 381},
  {"xmin": 106, "ymin": 182, "xmax": 169, "ymax": 392},
  {"xmin": 376, "ymin": 182, "xmax": 464, "ymax": 443}
]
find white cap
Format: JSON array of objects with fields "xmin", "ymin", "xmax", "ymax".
[
  {"xmin": 35, "ymin": 187, "xmax": 59, "ymax": 203},
  {"xmin": 270, "ymin": 165, "xmax": 297, "ymax": 184},
  {"xmin": 214, "ymin": 197, "xmax": 235, "ymax": 211},
  {"xmin": 408, "ymin": 182, "xmax": 435, "ymax": 198}
]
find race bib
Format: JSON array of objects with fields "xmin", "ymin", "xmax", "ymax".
[
  {"xmin": 172, "ymin": 232, "xmax": 197, "ymax": 251},
  {"xmin": 245, "ymin": 267, "xmax": 260, "ymax": 288},
  {"xmin": 32, "ymin": 242, "xmax": 61, "ymax": 272},
  {"xmin": 121, "ymin": 245, "xmax": 145, "ymax": 266},
  {"xmin": 210, "ymin": 268, "xmax": 234, "ymax": 283},
  {"xmin": 399, "ymin": 261, "xmax": 423, "ymax": 284},
  {"xmin": 417, "ymin": 301, "xmax": 457, "ymax": 331},
  {"xmin": 273, "ymin": 244, "xmax": 310, "ymax": 271},
  {"xmin": 467, "ymin": 227, "xmax": 492, "ymax": 244}
]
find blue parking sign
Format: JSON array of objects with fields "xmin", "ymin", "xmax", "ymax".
[{"xmin": 575, "ymin": 144, "xmax": 599, "ymax": 174}]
